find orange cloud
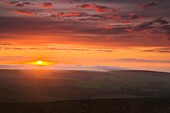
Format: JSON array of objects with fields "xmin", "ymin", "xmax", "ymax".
[
  {"xmin": 56, "ymin": 12, "xmax": 88, "ymax": 17},
  {"xmin": 14, "ymin": 10, "xmax": 33, "ymax": 16}
]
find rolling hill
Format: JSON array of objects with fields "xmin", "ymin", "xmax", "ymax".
[{"xmin": 0, "ymin": 69, "xmax": 170, "ymax": 103}]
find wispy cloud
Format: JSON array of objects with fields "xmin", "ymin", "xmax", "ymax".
[
  {"xmin": 56, "ymin": 12, "xmax": 88, "ymax": 17},
  {"xmin": 142, "ymin": 47, "xmax": 170, "ymax": 53},
  {"xmin": 42, "ymin": 2, "xmax": 53, "ymax": 8},
  {"xmin": 140, "ymin": 2, "xmax": 159, "ymax": 9},
  {"xmin": 0, "ymin": 45, "xmax": 114, "ymax": 52},
  {"xmin": 80, "ymin": 4, "xmax": 116, "ymax": 13},
  {"xmin": 115, "ymin": 58, "xmax": 170, "ymax": 63}
]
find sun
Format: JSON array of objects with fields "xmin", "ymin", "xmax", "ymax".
[
  {"xmin": 28, "ymin": 60, "xmax": 54, "ymax": 66},
  {"xmin": 34, "ymin": 60, "xmax": 48, "ymax": 66},
  {"xmin": 37, "ymin": 60, "xmax": 43, "ymax": 66}
]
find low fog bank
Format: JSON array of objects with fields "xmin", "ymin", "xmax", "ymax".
[{"xmin": 0, "ymin": 64, "xmax": 127, "ymax": 72}]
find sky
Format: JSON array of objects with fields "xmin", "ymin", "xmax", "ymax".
[{"xmin": 0, "ymin": 0, "xmax": 170, "ymax": 72}]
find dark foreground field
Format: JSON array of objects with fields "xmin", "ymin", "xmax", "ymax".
[
  {"xmin": 1, "ymin": 69, "xmax": 170, "ymax": 102},
  {"xmin": 0, "ymin": 69, "xmax": 170, "ymax": 112},
  {"xmin": 0, "ymin": 99, "xmax": 170, "ymax": 113}
]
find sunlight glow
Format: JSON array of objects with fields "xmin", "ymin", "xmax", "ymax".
[{"xmin": 28, "ymin": 60, "xmax": 54, "ymax": 66}]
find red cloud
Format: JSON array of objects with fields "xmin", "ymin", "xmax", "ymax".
[
  {"xmin": 14, "ymin": 10, "xmax": 33, "ymax": 16},
  {"xmin": 3, "ymin": 1, "xmax": 53, "ymax": 9},
  {"xmin": 42, "ymin": 2, "xmax": 53, "ymax": 8},
  {"xmin": 4, "ymin": 1, "xmax": 18, "ymax": 6},
  {"xmin": 81, "ymin": 4, "xmax": 114, "ymax": 13}
]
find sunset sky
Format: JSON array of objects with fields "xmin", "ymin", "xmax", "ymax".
[{"xmin": 0, "ymin": 0, "xmax": 170, "ymax": 72}]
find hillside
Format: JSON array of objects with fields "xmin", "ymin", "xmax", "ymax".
[{"xmin": 0, "ymin": 69, "xmax": 170, "ymax": 103}]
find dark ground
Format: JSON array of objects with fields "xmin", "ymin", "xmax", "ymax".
[
  {"xmin": 1, "ymin": 70, "xmax": 170, "ymax": 113},
  {"xmin": 1, "ymin": 69, "xmax": 170, "ymax": 102},
  {"xmin": 0, "ymin": 99, "xmax": 170, "ymax": 113}
]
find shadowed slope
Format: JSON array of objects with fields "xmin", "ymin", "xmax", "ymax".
[{"xmin": 0, "ymin": 69, "xmax": 170, "ymax": 103}]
